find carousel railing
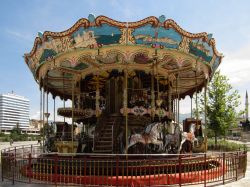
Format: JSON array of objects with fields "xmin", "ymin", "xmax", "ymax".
[{"xmin": 1, "ymin": 145, "xmax": 247, "ymax": 186}]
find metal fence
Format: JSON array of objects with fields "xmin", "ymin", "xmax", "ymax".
[{"xmin": 1, "ymin": 144, "xmax": 247, "ymax": 186}]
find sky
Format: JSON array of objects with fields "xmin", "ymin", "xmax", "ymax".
[{"xmin": 0, "ymin": 0, "xmax": 250, "ymax": 120}]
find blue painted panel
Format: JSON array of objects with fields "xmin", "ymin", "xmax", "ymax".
[
  {"xmin": 212, "ymin": 57, "xmax": 220, "ymax": 71},
  {"xmin": 71, "ymin": 24, "xmax": 121, "ymax": 46},
  {"xmin": 39, "ymin": 49, "xmax": 57, "ymax": 64},
  {"xmin": 189, "ymin": 39, "xmax": 213, "ymax": 62},
  {"xmin": 133, "ymin": 25, "xmax": 181, "ymax": 49}
]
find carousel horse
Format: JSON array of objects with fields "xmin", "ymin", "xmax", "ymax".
[
  {"xmin": 179, "ymin": 123, "xmax": 198, "ymax": 153},
  {"xmin": 164, "ymin": 121, "xmax": 181, "ymax": 154},
  {"xmin": 125, "ymin": 122, "xmax": 164, "ymax": 153}
]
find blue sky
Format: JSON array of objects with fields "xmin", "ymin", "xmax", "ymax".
[{"xmin": 0, "ymin": 0, "xmax": 250, "ymax": 119}]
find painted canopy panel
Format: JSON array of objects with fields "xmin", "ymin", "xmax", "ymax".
[
  {"xmin": 71, "ymin": 24, "xmax": 121, "ymax": 46},
  {"xmin": 24, "ymin": 15, "xmax": 223, "ymax": 99},
  {"xmin": 25, "ymin": 15, "xmax": 223, "ymax": 76},
  {"xmin": 133, "ymin": 26, "xmax": 182, "ymax": 49}
]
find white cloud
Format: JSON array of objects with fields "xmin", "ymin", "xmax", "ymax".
[
  {"xmin": 218, "ymin": 44, "xmax": 250, "ymax": 91},
  {"xmin": 219, "ymin": 58, "xmax": 250, "ymax": 86}
]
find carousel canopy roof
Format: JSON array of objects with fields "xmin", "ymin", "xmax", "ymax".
[{"xmin": 24, "ymin": 14, "xmax": 223, "ymax": 99}]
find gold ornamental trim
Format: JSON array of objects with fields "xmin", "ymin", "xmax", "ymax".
[
  {"xmin": 95, "ymin": 15, "xmax": 159, "ymax": 28},
  {"xmin": 24, "ymin": 18, "xmax": 90, "ymax": 61},
  {"xmin": 164, "ymin": 19, "xmax": 223, "ymax": 58}
]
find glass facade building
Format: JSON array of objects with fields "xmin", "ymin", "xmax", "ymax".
[{"xmin": 0, "ymin": 93, "xmax": 30, "ymax": 132}]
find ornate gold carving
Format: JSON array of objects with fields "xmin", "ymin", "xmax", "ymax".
[
  {"xmin": 209, "ymin": 38, "xmax": 223, "ymax": 59},
  {"xmin": 164, "ymin": 19, "xmax": 208, "ymax": 39},
  {"xmin": 210, "ymin": 54, "xmax": 216, "ymax": 65},
  {"xmin": 128, "ymin": 16, "xmax": 159, "ymax": 28},
  {"xmin": 25, "ymin": 15, "xmax": 223, "ymax": 79},
  {"xmin": 178, "ymin": 36, "xmax": 191, "ymax": 53},
  {"xmin": 24, "ymin": 18, "xmax": 89, "ymax": 58},
  {"xmin": 95, "ymin": 15, "xmax": 159, "ymax": 28},
  {"xmin": 164, "ymin": 19, "xmax": 223, "ymax": 59},
  {"xmin": 119, "ymin": 28, "xmax": 135, "ymax": 44},
  {"xmin": 43, "ymin": 18, "xmax": 90, "ymax": 39}
]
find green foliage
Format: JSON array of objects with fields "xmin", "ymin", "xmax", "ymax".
[
  {"xmin": 207, "ymin": 139, "xmax": 245, "ymax": 151},
  {"xmin": 40, "ymin": 123, "xmax": 55, "ymax": 138},
  {"xmin": 207, "ymin": 71, "xmax": 242, "ymax": 144},
  {"xmin": 8, "ymin": 123, "xmax": 40, "ymax": 141},
  {"xmin": 0, "ymin": 133, "xmax": 11, "ymax": 142},
  {"xmin": 10, "ymin": 125, "xmax": 23, "ymax": 141},
  {"xmin": 193, "ymin": 71, "xmax": 242, "ymax": 145}
]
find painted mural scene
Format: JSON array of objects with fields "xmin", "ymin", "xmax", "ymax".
[{"xmin": 0, "ymin": 13, "xmax": 248, "ymax": 186}]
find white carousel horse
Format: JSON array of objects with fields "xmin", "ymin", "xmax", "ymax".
[
  {"xmin": 164, "ymin": 121, "xmax": 181, "ymax": 153},
  {"xmin": 126, "ymin": 122, "xmax": 164, "ymax": 152},
  {"xmin": 178, "ymin": 123, "xmax": 198, "ymax": 153}
]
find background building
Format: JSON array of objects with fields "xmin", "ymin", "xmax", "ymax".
[
  {"xmin": 0, "ymin": 92, "xmax": 30, "ymax": 133},
  {"xmin": 27, "ymin": 119, "xmax": 42, "ymax": 135}
]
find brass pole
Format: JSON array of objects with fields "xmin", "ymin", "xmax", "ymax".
[
  {"xmin": 46, "ymin": 88, "xmax": 49, "ymax": 124},
  {"xmin": 173, "ymin": 98, "xmax": 175, "ymax": 121},
  {"xmin": 54, "ymin": 97, "xmax": 56, "ymax": 123},
  {"xmin": 204, "ymin": 78, "xmax": 209, "ymax": 152},
  {"xmin": 191, "ymin": 96, "xmax": 193, "ymax": 118},
  {"xmin": 71, "ymin": 79, "xmax": 75, "ymax": 153},
  {"xmin": 156, "ymin": 64, "xmax": 161, "ymax": 121},
  {"xmin": 195, "ymin": 69, "xmax": 198, "ymax": 121},
  {"xmin": 96, "ymin": 74, "xmax": 100, "ymax": 117},
  {"xmin": 177, "ymin": 74, "xmax": 180, "ymax": 124},
  {"xmin": 157, "ymin": 70, "xmax": 160, "ymax": 101},
  {"xmin": 42, "ymin": 78, "xmax": 45, "ymax": 152},
  {"xmin": 40, "ymin": 87, "xmax": 42, "ymax": 124},
  {"xmin": 175, "ymin": 74, "xmax": 178, "ymax": 122},
  {"xmin": 63, "ymin": 73, "xmax": 65, "ymax": 123},
  {"xmin": 151, "ymin": 67, "xmax": 155, "ymax": 120},
  {"xmin": 124, "ymin": 70, "xmax": 128, "ymax": 154},
  {"xmin": 168, "ymin": 80, "xmax": 172, "ymax": 113}
]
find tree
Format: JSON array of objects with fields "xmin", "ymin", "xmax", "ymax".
[
  {"xmin": 207, "ymin": 71, "xmax": 242, "ymax": 145},
  {"xmin": 10, "ymin": 122, "xmax": 23, "ymax": 141},
  {"xmin": 40, "ymin": 123, "xmax": 55, "ymax": 139},
  {"xmin": 194, "ymin": 71, "xmax": 242, "ymax": 145}
]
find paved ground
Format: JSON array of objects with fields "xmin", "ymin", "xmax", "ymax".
[
  {"xmin": 0, "ymin": 141, "xmax": 37, "ymax": 150},
  {"xmin": 0, "ymin": 141, "xmax": 249, "ymax": 187}
]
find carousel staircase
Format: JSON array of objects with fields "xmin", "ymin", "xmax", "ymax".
[{"xmin": 93, "ymin": 115, "xmax": 120, "ymax": 153}]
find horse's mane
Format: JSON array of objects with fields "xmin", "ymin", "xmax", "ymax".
[{"xmin": 144, "ymin": 122, "xmax": 157, "ymax": 134}]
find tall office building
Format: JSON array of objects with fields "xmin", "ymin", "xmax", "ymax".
[{"xmin": 0, "ymin": 92, "xmax": 30, "ymax": 132}]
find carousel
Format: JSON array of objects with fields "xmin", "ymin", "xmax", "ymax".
[{"xmin": 22, "ymin": 14, "xmax": 225, "ymax": 185}]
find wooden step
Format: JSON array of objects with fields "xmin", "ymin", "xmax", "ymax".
[
  {"xmin": 98, "ymin": 140, "xmax": 112, "ymax": 143},
  {"xmin": 98, "ymin": 137, "xmax": 112, "ymax": 140},
  {"xmin": 93, "ymin": 149, "xmax": 112, "ymax": 153},
  {"xmin": 95, "ymin": 141, "xmax": 112, "ymax": 146},
  {"xmin": 95, "ymin": 144, "xmax": 112, "ymax": 148}
]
